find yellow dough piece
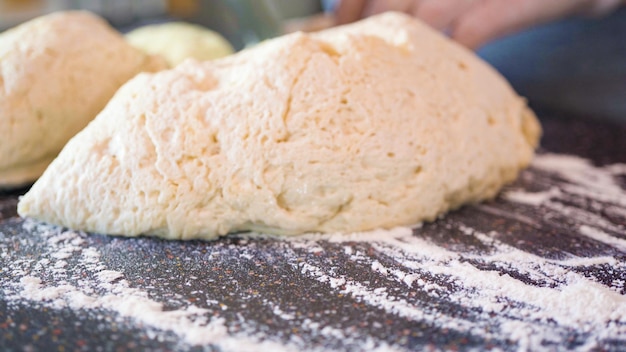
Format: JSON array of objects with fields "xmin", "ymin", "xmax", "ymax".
[
  {"xmin": 0, "ymin": 11, "xmax": 166, "ymax": 189},
  {"xmin": 126, "ymin": 22, "xmax": 234, "ymax": 67},
  {"xmin": 19, "ymin": 13, "xmax": 540, "ymax": 240}
]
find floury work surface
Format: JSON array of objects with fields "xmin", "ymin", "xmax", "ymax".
[{"xmin": 0, "ymin": 114, "xmax": 625, "ymax": 351}]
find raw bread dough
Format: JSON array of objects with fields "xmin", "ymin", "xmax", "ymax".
[
  {"xmin": 0, "ymin": 11, "xmax": 166, "ymax": 188},
  {"xmin": 126, "ymin": 22, "xmax": 234, "ymax": 67},
  {"xmin": 18, "ymin": 12, "xmax": 541, "ymax": 240}
]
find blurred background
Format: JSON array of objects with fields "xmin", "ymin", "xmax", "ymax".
[
  {"xmin": 1, "ymin": 0, "xmax": 168, "ymax": 29},
  {"xmin": 0, "ymin": 0, "xmax": 330, "ymax": 49},
  {"xmin": 1, "ymin": 0, "xmax": 624, "ymax": 122}
]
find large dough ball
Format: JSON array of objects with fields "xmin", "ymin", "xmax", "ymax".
[
  {"xmin": 18, "ymin": 13, "xmax": 540, "ymax": 240},
  {"xmin": 0, "ymin": 11, "xmax": 166, "ymax": 188},
  {"xmin": 126, "ymin": 22, "xmax": 234, "ymax": 67}
]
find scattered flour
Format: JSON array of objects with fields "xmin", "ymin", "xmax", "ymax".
[
  {"xmin": 1, "ymin": 222, "xmax": 301, "ymax": 351},
  {"xmin": 578, "ymin": 225, "xmax": 626, "ymax": 252},
  {"xmin": 504, "ymin": 188, "xmax": 560, "ymax": 206},
  {"xmin": 1, "ymin": 152, "xmax": 625, "ymax": 351}
]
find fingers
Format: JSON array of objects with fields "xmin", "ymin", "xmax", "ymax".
[
  {"xmin": 450, "ymin": 0, "xmax": 592, "ymax": 49},
  {"xmin": 335, "ymin": 0, "xmax": 368, "ymax": 24},
  {"xmin": 580, "ymin": 0, "xmax": 624, "ymax": 16},
  {"xmin": 335, "ymin": 0, "xmax": 418, "ymax": 24},
  {"xmin": 335, "ymin": 0, "xmax": 624, "ymax": 49},
  {"xmin": 362, "ymin": 0, "xmax": 416, "ymax": 17},
  {"xmin": 410, "ymin": 0, "xmax": 476, "ymax": 31}
]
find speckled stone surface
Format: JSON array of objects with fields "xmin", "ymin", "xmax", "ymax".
[{"xmin": 1, "ymin": 111, "xmax": 625, "ymax": 351}]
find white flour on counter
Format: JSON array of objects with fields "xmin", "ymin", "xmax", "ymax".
[{"xmin": 1, "ymin": 152, "xmax": 625, "ymax": 352}]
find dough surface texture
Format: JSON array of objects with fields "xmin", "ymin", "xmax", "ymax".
[
  {"xmin": 0, "ymin": 11, "xmax": 165, "ymax": 188},
  {"xmin": 18, "ymin": 12, "xmax": 541, "ymax": 240},
  {"xmin": 126, "ymin": 22, "xmax": 234, "ymax": 67}
]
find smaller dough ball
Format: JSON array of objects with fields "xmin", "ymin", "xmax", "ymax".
[
  {"xmin": 126, "ymin": 22, "xmax": 234, "ymax": 67},
  {"xmin": 0, "ymin": 11, "xmax": 166, "ymax": 189}
]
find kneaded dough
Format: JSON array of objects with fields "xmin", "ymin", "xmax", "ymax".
[
  {"xmin": 126, "ymin": 22, "xmax": 234, "ymax": 67},
  {"xmin": 18, "ymin": 12, "xmax": 541, "ymax": 240},
  {"xmin": 0, "ymin": 11, "xmax": 166, "ymax": 189}
]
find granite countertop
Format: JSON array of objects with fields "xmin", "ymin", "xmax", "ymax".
[{"xmin": 1, "ymin": 111, "xmax": 625, "ymax": 351}]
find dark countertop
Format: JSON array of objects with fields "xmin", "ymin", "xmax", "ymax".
[{"xmin": 1, "ymin": 111, "xmax": 625, "ymax": 352}]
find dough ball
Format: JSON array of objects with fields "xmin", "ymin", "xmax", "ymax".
[
  {"xmin": 0, "ymin": 11, "xmax": 166, "ymax": 189},
  {"xmin": 126, "ymin": 22, "xmax": 234, "ymax": 67},
  {"xmin": 18, "ymin": 12, "xmax": 541, "ymax": 240}
]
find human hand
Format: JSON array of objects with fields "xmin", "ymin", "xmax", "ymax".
[{"xmin": 335, "ymin": 0, "xmax": 624, "ymax": 49}]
